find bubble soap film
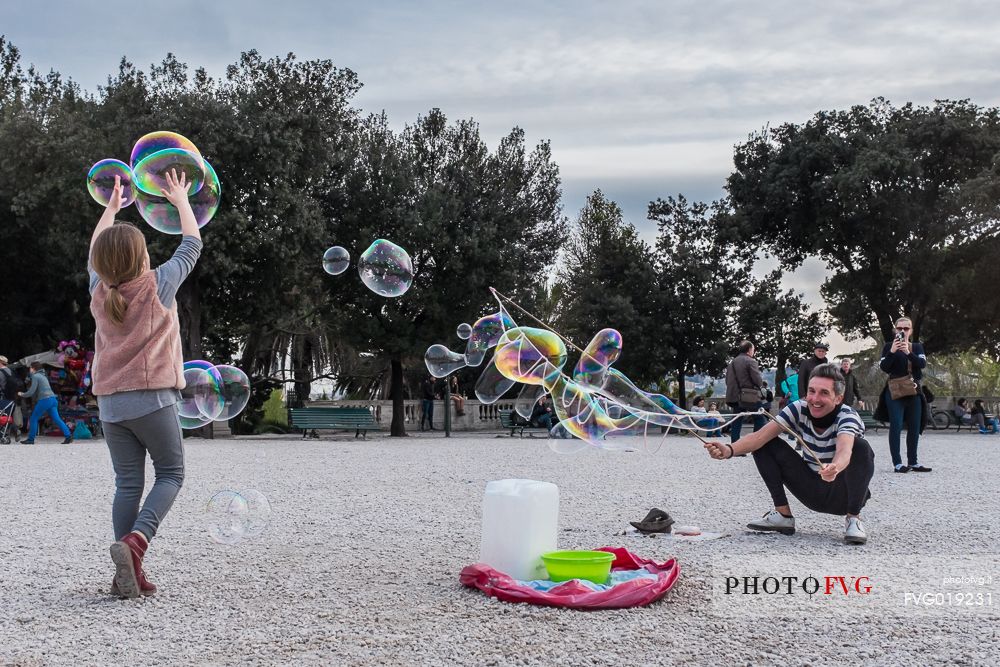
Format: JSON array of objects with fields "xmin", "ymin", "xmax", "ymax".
[
  {"xmin": 423, "ymin": 289, "xmax": 748, "ymax": 450},
  {"xmin": 87, "ymin": 131, "xmax": 221, "ymax": 234}
]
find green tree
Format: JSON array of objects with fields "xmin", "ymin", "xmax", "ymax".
[
  {"xmin": 329, "ymin": 110, "xmax": 566, "ymax": 435},
  {"xmin": 649, "ymin": 195, "xmax": 751, "ymax": 407},
  {"xmin": 734, "ymin": 270, "xmax": 827, "ymax": 389},
  {"xmin": 553, "ymin": 190, "xmax": 666, "ymax": 387},
  {"xmin": 728, "ymin": 98, "xmax": 1000, "ymax": 352}
]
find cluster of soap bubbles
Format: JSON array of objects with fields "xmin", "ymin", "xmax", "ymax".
[
  {"xmin": 322, "ymin": 239, "xmax": 414, "ymax": 297},
  {"xmin": 424, "ymin": 290, "xmax": 757, "ymax": 451},
  {"xmin": 179, "ymin": 361, "xmax": 251, "ymax": 429},
  {"xmin": 87, "ymin": 131, "xmax": 221, "ymax": 234},
  {"xmin": 205, "ymin": 489, "xmax": 271, "ymax": 545}
]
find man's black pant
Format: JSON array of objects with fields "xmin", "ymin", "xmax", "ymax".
[{"xmin": 751, "ymin": 437, "xmax": 875, "ymax": 516}]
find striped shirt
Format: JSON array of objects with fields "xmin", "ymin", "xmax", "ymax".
[{"xmin": 775, "ymin": 400, "xmax": 865, "ymax": 471}]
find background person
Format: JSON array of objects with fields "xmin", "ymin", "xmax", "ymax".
[
  {"xmin": 840, "ymin": 358, "xmax": 865, "ymax": 409},
  {"xmin": 875, "ymin": 316, "xmax": 930, "ymax": 473},
  {"xmin": 797, "ymin": 343, "xmax": 829, "ymax": 399},
  {"xmin": 530, "ymin": 394, "xmax": 556, "ymax": 429},
  {"xmin": 420, "ymin": 374, "xmax": 438, "ymax": 431},
  {"xmin": 19, "ymin": 362, "xmax": 73, "ymax": 444},
  {"xmin": 971, "ymin": 399, "xmax": 999, "ymax": 434},
  {"xmin": 448, "ymin": 375, "xmax": 465, "ymax": 416},
  {"xmin": 0, "ymin": 355, "xmax": 23, "ymax": 442},
  {"xmin": 780, "ymin": 367, "xmax": 800, "ymax": 408},
  {"xmin": 724, "ymin": 340, "xmax": 766, "ymax": 442}
]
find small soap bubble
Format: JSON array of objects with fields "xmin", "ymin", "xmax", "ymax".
[
  {"xmin": 358, "ymin": 239, "xmax": 413, "ymax": 297},
  {"xmin": 87, "ymin": 159, "xmax": 135, "ymax": 208},
  {"xmin": 133, "ymin": 147, "xmax": 206, "ymax": 196},
  {"xmin": 322, "ymin": 246, "xmax": 350, "ymax": 275},
  {"xmin": 456, "ymin": 323, "xmax": 472, "ymax": 340}
]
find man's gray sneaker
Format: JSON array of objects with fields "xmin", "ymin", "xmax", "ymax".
[
  {"xmin": 845, "ymin": 517, "xmax": 867, "ymax": 545},
  {"xmin": 747, "ymin": 509, "xmax": 795, "ymax": 535}
]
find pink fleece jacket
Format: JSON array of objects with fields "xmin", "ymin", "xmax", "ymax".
[{"xmin": 90, "ymin": 270, "xmax": 185, "ymax": 395}]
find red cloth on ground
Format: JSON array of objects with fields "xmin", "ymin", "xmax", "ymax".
[{"xmin": 459, "ymin": 546, "xmax": 679, "ymax": 610}]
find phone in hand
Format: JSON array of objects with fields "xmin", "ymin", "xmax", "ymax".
[{"xmin": 895, "ymin": 331, "xmax": 905, "ymax": 342}]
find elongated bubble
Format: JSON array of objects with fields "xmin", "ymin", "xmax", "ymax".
[
  {"xmin": 474, "ymin": 357, "xmax": 516, "ymax": 404},
  {"xmin": 464, "ymin": 310, "xmax": 517, "ymax": 366},
  {"xmin": 573, "ymin": 328, "xmax": 622, "ymax": 389},
  {"xmin": 514, "ymin": 384, "xmax": 546, "ymax": 419},
  {"xmin": 424, "ymin": 344, "xmax": 468, "ymax": 378}
]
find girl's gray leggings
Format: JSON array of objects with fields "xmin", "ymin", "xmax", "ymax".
[{"xmin": 103, "ymin": 405, "xmax": 185, "ymax": 541}]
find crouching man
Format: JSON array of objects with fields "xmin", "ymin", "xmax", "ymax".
[{"xmin": 704, "ymin": 363, "xmax": 874, "ymax": 545}]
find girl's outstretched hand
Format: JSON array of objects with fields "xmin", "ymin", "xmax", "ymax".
[
  {"xmin": 161, "ymin": 169, "xmax": 192, "ymax": 207},
  {"xmin": 107, "ymin": 175, "xmax": 124, "ymax": 212}
]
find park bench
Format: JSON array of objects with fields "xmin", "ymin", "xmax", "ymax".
[
  {"xmin": 499, "ymin": 409, "xmax": 549, "ymax": 438},
  {"xmin": 288, "ymin": 407, "xmax": 381, "ymax": 439},
  {"xmin": 856, "ymin": 409, "xmax": 884, "ymax": 434}
]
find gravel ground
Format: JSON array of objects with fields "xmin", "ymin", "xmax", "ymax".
[{"xmin": 1, "ymin": 430, "xmax": 998, "ymax": 666}]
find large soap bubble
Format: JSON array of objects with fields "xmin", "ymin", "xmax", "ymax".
[
  {"xmin": 205, "ymin": 489, "xmax": 271, "ymax": 545},
  {"xmin": 212, "ymin": 365, "xmax": 252, "ymax": 421},
  {"xmin": 87, "ymin": 159, "xmax": 136, "ymax": 208},
  {"xmin": 134, "ymin": 160, "xmax": 221, "ymax": 234},
  {"xmin": 179, "ymin": 367, "xmax": 224, "ymax": 421},
  {"xmin": 322, "ymin": 246, "xmax": 350, "ymax": 275},
  {"xmin": 130, "ymin": 130, "xmax": 203, "ymax": 170},
  {"xmin": 238, "ymin": 489, "xmax": 272, "ymax": 539},
  {"xmin": 178, "ymin": 361, "xmax": 251, "ymax": 428},
  {"xmin": 358, "ymin": 239, "xmax": 413, "ymax": 297},
  {"xmin": 206, "ymin": 490, "xmax": 250, "ymax": 545},
  {"xmin": 133, "ymin": 147, "xmax": 206, "ymax": 196}
]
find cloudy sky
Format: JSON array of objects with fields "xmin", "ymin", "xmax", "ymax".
[{"xmin": 6, "ymin": 0, "xmax": 1000, "ymax": 354}]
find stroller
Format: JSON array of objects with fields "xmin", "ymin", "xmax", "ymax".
[{"xmin": 0, "ymin": 400, "xmax": 18, "ymax": 444}]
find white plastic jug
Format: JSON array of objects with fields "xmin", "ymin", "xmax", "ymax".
[{"xmin": 480, "ymin": 479, "xmax": 559, "ymax": 581}]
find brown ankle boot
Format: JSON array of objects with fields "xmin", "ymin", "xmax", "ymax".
[{"xmin": 110, "ymin": 532, "xmax": 157, "ymax": 598}]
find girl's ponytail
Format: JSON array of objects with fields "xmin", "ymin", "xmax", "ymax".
[
  {"xmin": 105, "ymin": 285, "xmax": 129, "ymax": 325},
  {"xmin": 91, "ymin": 223, "xmax": 148, "ymax": 325}
]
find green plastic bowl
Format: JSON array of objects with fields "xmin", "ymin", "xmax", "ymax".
[{"xmin": 541, "ymin": 550, "xmax": 615, "ymax": 584}]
